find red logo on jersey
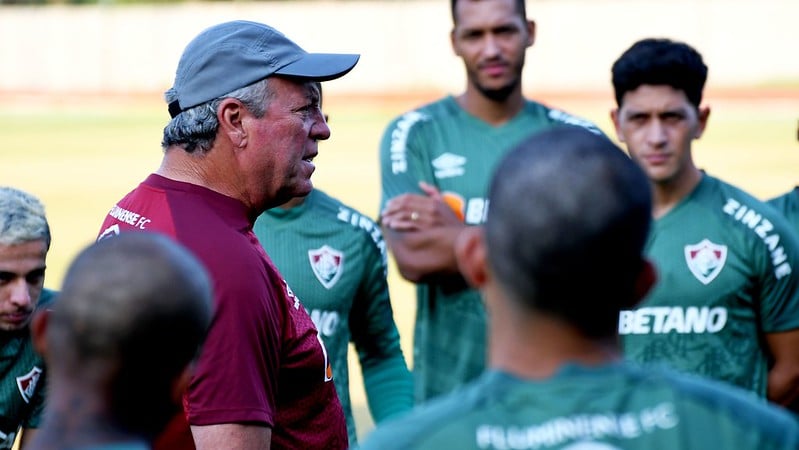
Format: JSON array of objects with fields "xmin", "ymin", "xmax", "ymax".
[
  {"xmin": 684, "ymin": 239, "xmax": 727, "ymax": 285},
  {"xmin": 17, "ymin": 366, "xmax": 42, "ymax": 404},
  {"xmin": 316, "ymin": 334, "xmax": 333, "ymax": 382},
  {"xmin": 308, "ymin": 245, "xmax": 344, "ymax": 289}
]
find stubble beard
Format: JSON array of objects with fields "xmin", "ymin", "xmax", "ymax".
[{"xmin": 476, "ymin": 81, "xmax": 518, "ymax": 103}]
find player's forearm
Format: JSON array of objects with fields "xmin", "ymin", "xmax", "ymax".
[
  {"xmin": 765, "ymin": 330, "xmax": 799, "ymax": 411},
  {"xmin": 383, "ymin": 226, "xmax": 463, "ymax": 282},
  {"xmin": 362, "ymin": 354, "xmax": 414, "ymax": 422},
  {"xmin": 768, "ymin": 363, "xmax": 799, "ymax": 409},
  {"xmin": 191, "ymin": 423, "xmax": 272, "ymax": 450}
]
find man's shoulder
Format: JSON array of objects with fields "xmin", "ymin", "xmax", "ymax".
[
  {"xmin": 702, "ymin": 175, "xmax": 797, "ymax": 229},
  {"xmin": 359, "ymin": 383, "xmax": 481, "ymax": 450},
  {"xmin": 316, "ymin": 191, "xmax": 386, "ymax": 257},
  {"xmin": 311, "ymin": 190, "xmax": 380, "ymax": 229},
  {"xmin": 654, "ymin": 367, "xmax": 799, "ymax": 433},
  {"xmin": 767, "ymin": 187, "xmax": 799, "ymax": 212},
  {"xmin": 383, "ymin": 96, "xmax": 458, "ymax": 131},
  {"xmin": 526, "ymin": 100, "xmax": 604, "ymax": 135}
]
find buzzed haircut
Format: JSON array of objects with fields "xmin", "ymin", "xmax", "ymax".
[
  {"xmin": 48, "ymin": 232, "xmax": 213, "ymax": 437},
  {"xmin": 450, "ymin": 0, "xmax": 527, "ymax": 25},
  {"xmin": 0, "ymin": 186, "xmax": 50, "ymax": 248},
  {"xmin": 485, "ymin": 126, "xmax": 651, "ymax": 338},
  {"xmin": 611, "ymin": 38, "xmax": 708, "ymax": 109}
]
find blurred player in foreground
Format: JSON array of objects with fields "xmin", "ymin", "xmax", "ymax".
[
  {"xmin": 27, "ymin": 232, "xmax": 212, "ymax": 450},
  {"xmin": 361, "ymin": 126, "xmax": 799, "ymax": 449}
]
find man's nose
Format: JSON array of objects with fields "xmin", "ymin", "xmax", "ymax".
[{"xmin": 8, "ymin": 279, "xmax": 32, "ymax": 309}]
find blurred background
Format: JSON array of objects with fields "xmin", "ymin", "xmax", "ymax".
[{"xmin": 1, "ymin": 0, "xmax": 797, "ymax": 441}]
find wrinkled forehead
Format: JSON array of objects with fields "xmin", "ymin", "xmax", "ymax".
[{"xmin": 271, "ymin": 76, "xmax": 321, "ymax": 103}]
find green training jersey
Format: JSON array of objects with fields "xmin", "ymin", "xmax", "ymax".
[
  {"xmin": 768, "ymin": 187, "xmax": 799, "ymax": 235},
  {"xmin": 80, "ymin": 442, "xmax": 149, "ymax": 450},
  {"xmin": 621, "ymin": 174, "xmax": 799, "ymax": 396},
  {"xmin": 0, "ymin": 288, "xmax": 55, "ymax": 449},
  {"xmin": 359, "ymin": 365, "xmax": 799, "ymax": 450},
  {"xmin": 253, "ymin": 189, "xmax": 410, "ymax": 445},
  {"xmin": 379, "ymin": 95, "xmax": 602, "ymax": 402}
]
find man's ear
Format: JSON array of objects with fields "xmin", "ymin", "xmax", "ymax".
[
  {"xmin": 31, "ymin": 308, "xmax": 50, "ymax": 357},
  {"xmin": 526, "ymin": 19, "xmax": 536, "ymax": 47},
  {"xmin": 454, "ymin": 226, "xmax": 488, "ymax": 289},
  {"xmin": 217, "ymin": 98, "xmax": 247, "ymax": 148},
  {"xmin": 695, "ymin": 105, "xmax": 711, "ymax": 139},
  {"xmin": 610, "ymin": 108, "xmax": 625, "ymax": 144},
  {"xmin": 450, "ymin": 29, "xmax": 460, "ymax": 57},
  {"xmin": 625, "ymin": 259, "xmax": 657, "ymax": 309}
]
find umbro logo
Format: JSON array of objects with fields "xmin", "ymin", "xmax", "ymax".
[{"xmin": 432, "ymin": 153, "xmax": 466, "ymax": 179}]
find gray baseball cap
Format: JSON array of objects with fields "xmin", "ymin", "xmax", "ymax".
[{"xmin": 168, "ymin": 20, "xmax": 360, "ymax": 118}]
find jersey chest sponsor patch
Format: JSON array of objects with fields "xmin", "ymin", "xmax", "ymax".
[
  {"xmin": 308, "ymin": 245, "xmax": 344, "ymax": 289},
  {"xmin": 684, "ymin": 239, "xmax": 727, "ymax": 285},
  {"xmin": 17, "ymin": 366, "xmax": 42, "ymax": 404}
]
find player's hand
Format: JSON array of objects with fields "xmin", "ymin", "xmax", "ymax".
[{"xmin": 381, "ymin": 181, "xmax": 462, "ymax": 231}]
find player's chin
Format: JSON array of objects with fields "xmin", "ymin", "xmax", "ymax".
[
  {"xmin": 646, "ymin": 167, "xmax": 678, "ymax": 184},
  {"xmin": 291, "ymin": 178, "xmax": 314, "ymax": 198}
]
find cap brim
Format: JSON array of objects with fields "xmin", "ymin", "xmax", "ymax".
[{"xmin": 274, "ymin": 53, "xmax": 360, "ymax": 82}]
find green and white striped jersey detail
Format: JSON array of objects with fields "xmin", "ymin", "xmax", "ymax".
[
  {"xmin": 379, "ymin": 95, "xmax": 601, "ymax": 402},
  {"xmin": 621, "ymin": 174, "xmax": 799, "ymax": 396},
  {"xmin": 253, "ymin": 189, "xmax": 403, "ymax": 446},
  {"xmin": 359, "ymin": 365, "xmax": 799, "ymax": 450}
]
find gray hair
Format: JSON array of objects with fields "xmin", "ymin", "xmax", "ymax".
[
  {"xmin": 0, "ymin": 186, "xmax": 51, "ymax": 249},
  {"xmin": 161, "ymin": 78, "xmax": 272, "ymax": 153}
]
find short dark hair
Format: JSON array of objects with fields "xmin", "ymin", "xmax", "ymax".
[
  {"xmin": 611, "ymin": 38, "xmax": 708, "ymax": 109},
  {"xmin": 485, "ymin": 126, "xmax": 651, "ymax": 338},
  {"xmin": 49, "ymin": 232, "xmax": 213, "ymax": 438},
  {"xmin": 450, "ymin": 0, "xmax": 527, "ymax": 25}
]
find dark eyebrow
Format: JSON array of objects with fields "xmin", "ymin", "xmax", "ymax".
[
  {"xmin": 0, "ymin": 267, "xmax": 46, "ymax": 279},
  {"xmin": 623, "ymin": 110, "xmax": 650, "ymax": 119}
]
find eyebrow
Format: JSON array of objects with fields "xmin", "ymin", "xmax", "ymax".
[
  {"xmin": 0, "ymin": 267, "xmax": 46, "ymax": 278},
  {"xmin": 306, "ymin": 83, "xmax": 321, "ymax": 103}
]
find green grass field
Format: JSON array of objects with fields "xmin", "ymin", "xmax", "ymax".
[{"xmin": 1, "ymin": 90, "xmax": 797, "ymax": 440}]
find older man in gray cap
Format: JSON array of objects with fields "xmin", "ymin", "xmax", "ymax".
[{"xmin": 97, "ymin": 20, "xmax": 359, "ymax": 450}]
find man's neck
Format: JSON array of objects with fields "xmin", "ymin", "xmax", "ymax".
[
  {"xmin": 157, "ymin": 146, "xmax": 255, "ymax": 212},
  {"xmin": 489, "ymin": 308, "xmax": 620, "ymax": 379},
  {"xmin": 652, "ymin": 167, "xmax": 703, "ymax": 219},
  {"xmin": 29, "ymin": 387, "xmax": 146, "ymax": 450},
  {"xmin": 455, "ymin": 87, "xmax": 525, "ymax": 126}
]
